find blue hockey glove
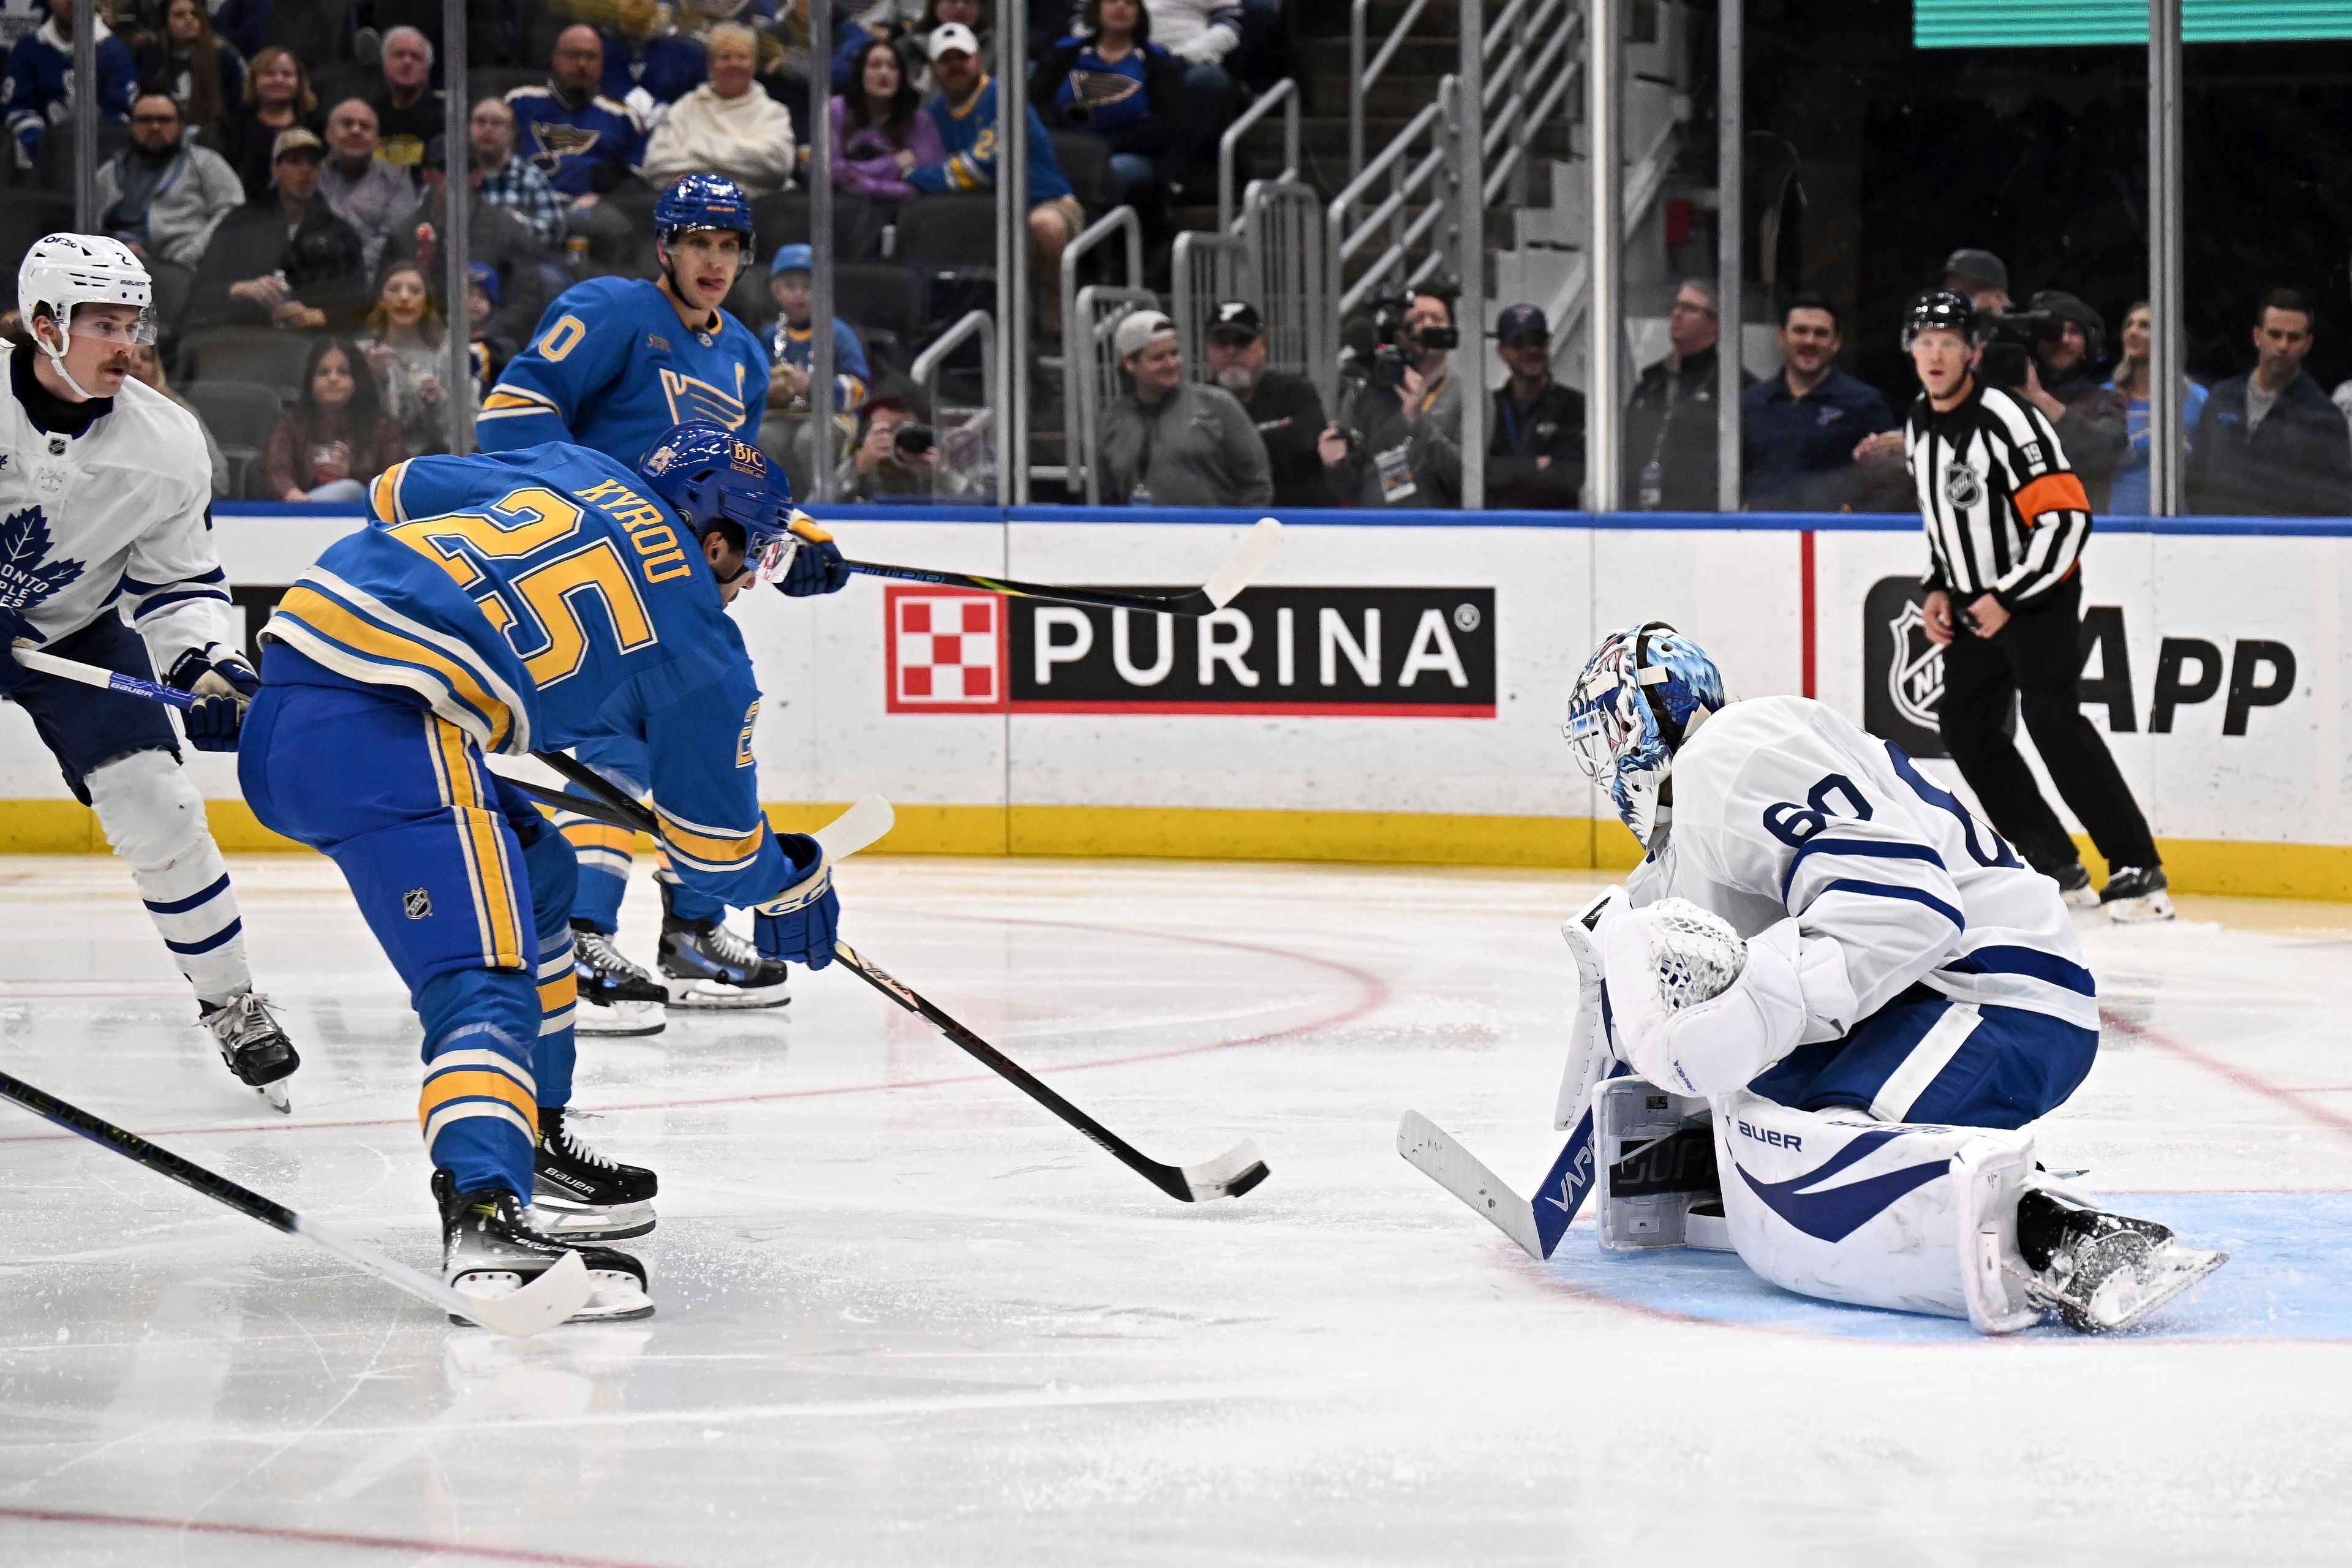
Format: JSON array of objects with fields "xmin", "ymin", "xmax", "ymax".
[
  {"xmin": 753, "ymin": 831, "xmax": 839, "ymax": 970},
  {"xmin": 166, "ymin": 647, "xmax": 260, "ymax": 753},
  {"xmin": 775, "ymin": 513, "xmax": 853, "ymax": 598}
]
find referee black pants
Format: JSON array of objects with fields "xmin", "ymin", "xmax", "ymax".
[{"xmin": 1937, "ymin": 575, "xmax": 2160, "ymax": 874}]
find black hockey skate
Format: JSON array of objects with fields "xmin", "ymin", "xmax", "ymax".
[
  {"xmin": 200, "ymin": 992, "xmax": 298, "ymax": 1114},
  {"xmin": 571, "ymin": 920, "xmax": 667, "ymax": 1036},
  {"xmin": 656, "ymin": 875, "xmax": 790, "ymax": 1009},
  {"xmin": 529, "ymin": 1104, "xmax": 658, "ymax": 1241},
  {"xmin": 2049, "ymin": 860, "xmax": 2100, "ymax": 908},
  {"xmin": 435, "ymin": 1167, "xmax": 654, "ymax": 1324},
  {"xmin": 2015, "ymin": 1188, "xmax": 2225, "ymax": 1333},
  {"xmin": 2100, "ymin": 865, "xmax": 2175, "ymax": 924}
]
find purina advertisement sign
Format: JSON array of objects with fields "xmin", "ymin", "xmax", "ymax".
[{"xmin": 886, "ymin": 583, "xmax": 1497, "ymax": 717}]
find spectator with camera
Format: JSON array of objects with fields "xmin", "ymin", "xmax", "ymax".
[
  {"xmin": 187, "ymin": 127, "xmax": 370, "ymax": 333},
  {"xmin": 2189, "ymin": 288, "xmax": 2352, "ymax": 516},
  {"xmin": 2019, "ymin": 289, "xmax": 2128, "ymax": 510},
  {"xmin": 1625, "ymin": 277, "xmax": 1747, "ymax": 510},
  {"xmin": 1097, "ymin": 310, "xmax": 1270, "ymax": 507},
  {"xmin": 1032, "ymin": 0, "xmax": 1184, "ymax": 211},
  {"xmin": 1316, "ymin": 287, "xmax": 1463, "ymax": 508},
  {"xmin": 1204, "ymin": 300, "xmax": 1330, "ymax": 508},
  {"xmin": 837, "ymin": 385, "xmax": 944, "ymax": 501},
  {"xmin": 1897, "ymin": 288, "xmax": 2168, "ymax": 919},
  {"xmin": 1741, "ymin": 292, "xmax": 1894, "ymax": 511},
  {"xmin": 94, "ymin": 92, "xmax": 243, "ymax": 333}
]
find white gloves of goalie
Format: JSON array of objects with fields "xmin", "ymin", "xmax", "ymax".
[{"xmin": 1595, "ymin": 897, "xmax": 1812, "ymax": 1099}]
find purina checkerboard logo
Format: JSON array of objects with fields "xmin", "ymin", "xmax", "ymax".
[
  {"xmin": 886, "ymin": 587, "xmax": 1006, "ymax": 710},
  {"xmin": 884, "ymin": 584, "xmax": 1495, "ymax": 717}
]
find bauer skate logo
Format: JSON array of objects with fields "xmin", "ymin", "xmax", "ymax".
[
  {"xmin": 0, "ymin": 505, "xmax": 83, "ymax": 611},
  {"xmin": 402, "ymin": 887, "xmax": 432, "ymax": 920}
]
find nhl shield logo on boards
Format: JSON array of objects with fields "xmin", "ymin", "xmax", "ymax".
[
  {"xmin": 1940, "ymin": 461, "xmax": 1983, "ymax": 510},
  {"xmin": 402, "ymin": 887, "xmax": 432, "ymax": 920},
  {"xmin": 1887, "ymin": 600, "xmax": 1945, "ymax": 731}
]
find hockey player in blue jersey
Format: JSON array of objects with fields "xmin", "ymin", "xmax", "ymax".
[
  {"xmin": 234, "ymin": 423, "xmax": 852, "ymax": 1320},
  {"xmin": 1536, "ymin": 623, "xmax": 2226, "ymax": 1333},
  {"xmin": 477, "ymin": 173, "xmax": 829, "ymax": 1031}
]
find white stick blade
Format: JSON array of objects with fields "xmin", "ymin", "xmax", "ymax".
[
  {"xmin": 813, "ymin": 795, "xmax": 895, "ymax": 862},
  {"xmin": 1180, "ymin": 1138, "xmax": 1270, "ymax": 1200},
  {"xmin": 1397, "ymin": 1111, "xmax": 1546, "ymax": 1260},
  {"xmin": 459, "ymin": 1248, "xmax": 595, "ymax": 1338},
  {"xmin": 1202, "ymin": 518, "xmax": 1283, "ymax": 609}
]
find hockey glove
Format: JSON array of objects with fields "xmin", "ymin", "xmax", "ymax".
[
  {"xmin": 0, "ymin": 610, "xmax": 34, "ymax": 698},
  {"xmin": 775, "ymin": 511, "xmax": 853, "ymax": 598},
  {"xmin": 753, "ymin": 831, "xmax": 839, "ymax": 970},
  {"xmin": 166, "ymin": 646, "xmax": 260, "ymax": 753}
]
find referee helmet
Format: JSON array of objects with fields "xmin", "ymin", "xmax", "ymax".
[{"xmin": 1901, "ymin": 288, "xmax": 1985, "ymax": 351}]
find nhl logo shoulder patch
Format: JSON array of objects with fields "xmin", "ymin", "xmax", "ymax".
[
  {"xmin": 1940, "ymin": 461, "xmax": 1984, "ymax": 511},
  {"xmin": 402, "ymin": 887, "xmax": 433, "ymax": 920}
]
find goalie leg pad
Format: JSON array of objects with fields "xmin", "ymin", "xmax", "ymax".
[
  {"xmin": 1714, "ymin": 1088, "xmax": 2039, "ymax": 1328},
  {"xmin": 85, "ymin": 747, "xmax": 250, "ymax": 1004}
]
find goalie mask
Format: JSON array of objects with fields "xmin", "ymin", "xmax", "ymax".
[
  {"xmin": 1563, "ymin": 622, "xmax": 1727, "ymax": 847},
  {"xmin": 18, "ymin": 233, "xmax": 157, "ymax": 401}
]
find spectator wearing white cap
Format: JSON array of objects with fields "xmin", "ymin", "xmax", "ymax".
[{"xmin": 1096, "ymin": 309, "xmax": 1271, "ymax": 507}]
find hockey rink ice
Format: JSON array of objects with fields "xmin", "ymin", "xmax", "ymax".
[{"xmin": 4, "ymin": 851, "xmax": 2351, "ymax": 1566}]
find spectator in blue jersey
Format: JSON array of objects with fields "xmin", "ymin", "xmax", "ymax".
[
  {"xmin": 911, "ymin": 24, "xmax": 1082, "ymax": 334},
  {"xmin": 601, "ymin": 0, "xmax": 708, "ymax": 123},
  {"xmin": 6, "ymin": 0, "xmax": 137, "ymax": 170},
  {"xmin": 2106, "ymin": 300, "xmax": 2209, "ymax": 516},
  {"xmin": 211, "ymin": 0, "xmax": 268, "ymax": 58},
  {"xmin": 1740, "ymin": 293, "xmax": 1897, "ymax": 511},
  {"xmin": 1031, "ymin": 0, "xmax": 1183, "ymax": 211},
  {"xmin": 508, "ymin": 27, "xmax": 652, "ymax": 269},
  {"xmin": 761, "ymin": 241, "xmax": 871, "ymax": 489}
]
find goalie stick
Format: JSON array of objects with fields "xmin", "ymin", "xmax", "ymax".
[
  {"xmin": 1396, "ymin": 1077, "xmax": 1621, "ymax": 1261},
  {"xmin": 532, "ymin": 750, "xmax": 1271, "ymax": 1204},
  {"xmin": 0, "ymin": 1068, "xmax": 591, "ymax": 1336},
  {"xmin": 843, "ymin": 515, "xmax": 1281, "ymax": 618}
]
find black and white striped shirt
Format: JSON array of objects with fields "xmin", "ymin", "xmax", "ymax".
[{"xmin": 1902, "ymin": 379, "xmax": 2093, "ymax": 608}]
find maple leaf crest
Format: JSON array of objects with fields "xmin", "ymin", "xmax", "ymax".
[{"xmin": 0, "ymin": 505, "xmax": 83, "ymax": 612}]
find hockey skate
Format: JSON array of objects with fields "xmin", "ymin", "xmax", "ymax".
[
  {"xmin": 2013, "ymin": 1188, "xmax": 2225, "ymax": 1333},
  {"xmin": 436, "ymin": 1168, "xmax": 654, "ymax": 1325},
  {"xmin": 200, "ymin": 992, "xmax": 298, "ymax": 1113},
  {"xmin": 571, "ymin": 921, "xmax": 668, "ymax": 1035},
  {"xmin": 657, "ymin": 876, "xmax": 790, "ymax": 1009},
  {"xmin": 2100, "ymin": 865, "xmax": 2174, "ymax": 924},
  {"xmin": 528, "ymin": 1105, "xmax": 658, "ymax": 1240},
  {"xmin": 2049, "ymin": 860, "xmax": 2101, "ymax": 908}
]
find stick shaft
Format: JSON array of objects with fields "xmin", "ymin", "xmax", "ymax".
[
  {"xmin": 10, "ymin": 646, "xmax": 195, "ymax": 709},
  {"xmin": 844, "ymin": 559, "xmax": 1211, "ymax": 617}
]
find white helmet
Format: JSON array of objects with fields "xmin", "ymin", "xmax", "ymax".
[{"xmin": 18, "ymin": 233, "xmax": 156, "ymax": 398}]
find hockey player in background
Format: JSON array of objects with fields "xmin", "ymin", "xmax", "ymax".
[
  {"xmin": 0, "ymin": 235, "xmax": 298, "ymax": 1109},
  {"xmin": 1555, "ymin": 622, "xmax": 2223, "ymax": 1332},
  {"xmin": 477, "ymin": 173, "xmax": 846, "ymax": 1033},
  {"xmin": 233, "ymin": 423, "xmax": 851, "ymax": 1319}
]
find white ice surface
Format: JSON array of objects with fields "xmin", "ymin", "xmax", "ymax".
[{"xmin": 2, "ymin": 853, "xmax": 2352, "ymax": 1566}]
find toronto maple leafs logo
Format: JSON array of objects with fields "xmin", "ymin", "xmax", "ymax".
[{"xmin": 0, "ymin": 506, "xmax": 83, "ymax": 612}]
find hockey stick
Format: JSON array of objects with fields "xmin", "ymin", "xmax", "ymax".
[
  {"xmin": 0, "ymin": 1068, "xmax": 591, "ymax": 1336},
  {"xmin": 843, "ymin": 515, "xmax": 1282, "ymax": 618},
  {"xmin": 533, "ymin": 752, "xmax": 1270, "ymax": 1204},
  {"xmin": 9, "ymin": 644, "xmax": 196, "ymax": 709},
  {"xmin": 1397, "ymin": 1101, "xmax": 1606, "ymax": 1262}
]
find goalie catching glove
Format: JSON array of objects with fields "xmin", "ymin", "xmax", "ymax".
[
  {"xmin": 1596, "ymin": 897, "xmax": 1812, "ymax": 1098},
  {"xmin": 753, "ymin": 831, "xmax": 838, "ymax": 969},
  {"xmin": 165, "ymin": 646, "xmax": 260, "ymax": 752}
]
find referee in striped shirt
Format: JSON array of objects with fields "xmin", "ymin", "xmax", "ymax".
[{"xmin": 1899, "ymin": 289, "xmax": 2171, "ymax": 921}]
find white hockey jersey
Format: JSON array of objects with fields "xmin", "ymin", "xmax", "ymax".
[
  {"xmin": 1626, "ymin": 695, "xmax": 2095, "ymax": 1041},
  {"xmin": 0, "ymin": 347, "xmax": 235, "ymax": 671}
]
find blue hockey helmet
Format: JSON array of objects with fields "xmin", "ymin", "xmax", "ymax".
[
  {"xmin": 1563, "ymin": 622, "xmax": 1728, "ymax": 846},
  {"xmin": 653, "ymin": 172, "xmax": 755, "ymax": 246},
  {"xmin": 639, "ymin": 422, "xmax": 801, "ymax": 586}
]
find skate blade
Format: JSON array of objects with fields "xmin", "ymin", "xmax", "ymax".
[
  {"xmin": 667, "ymin": 978, "xmax": 791, "ymax": 1010},
  {"xmin": 2084, "ymin": 1244, "xmax": 2228, "ymax": 1332},
  {"xmin": 446, "ymin": 1261, "xmax": 653, "ymax": 1327},
  {"xmin": 575, "ymin": 1001, "xmax": 666, "ymax": 1036},
  {"xmin": 260, "ymin": 1079, "xmax": 292, "ymax": 1114},
  {"xmin": 2104, "ymin": 891, "xmax": 2176, "ymax": 924},
  {"xmin": 2060, "ymin": 884, "xmax": 2103, "ymax": 908},
  {"xmin": 526, "ymin": 1197, "xmax": 657, "ymax": 1242}
]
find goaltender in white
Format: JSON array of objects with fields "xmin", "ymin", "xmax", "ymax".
[
  {"xmin": 0, "ymin": 235, "xmax": 299, "ymax": 1107},
  {"xmin": 1528, "ymin": 623, "xmax": 2219, "ymax": 1332}
]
